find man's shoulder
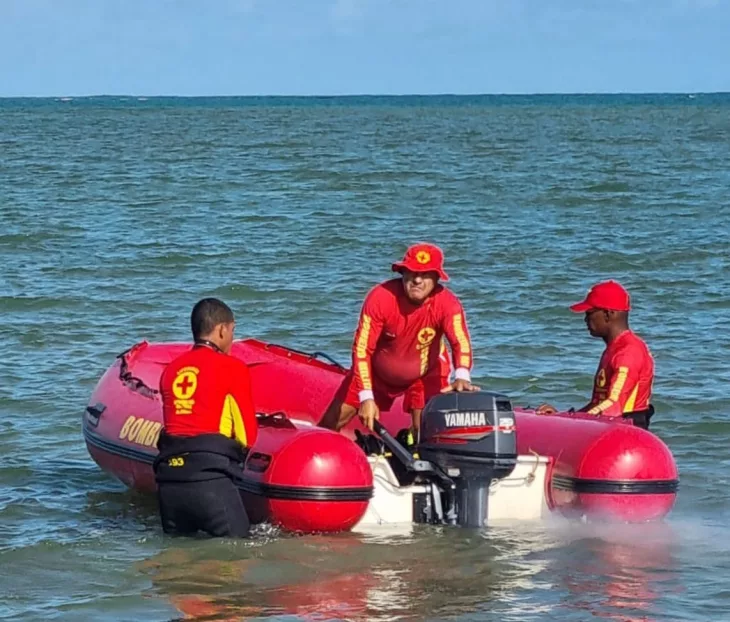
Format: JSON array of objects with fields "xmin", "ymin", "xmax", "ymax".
[
  {"xmin": 201, "ymin": 349, "xmax": 252, "ymax": 384},
  {"xmin": 213, "ymin": 349, "xmax": 250, "ymax": 375},
  {"xmin": 623, "ymin": 330, "xmax": 650, "ymax": 348},
  {"xmin": 628, "ymin": 331, "xmax": 652, "ymax": 358},
  {"xmin": 612, "ymin": 331, "xmax": 652, "ymax": 361},
  {"xmin": 160, "ymin": 347, "xmax": 199, "ymax": 387},
  {"xmin": 166, "ymin": 346, "xmax": 247, "ymax": 370},
  {"xmin": 164, "ymin": 347, "xmax": 198, "ymax": 371},
  {"xmin": 364, "ymin": 279, "xmax": 401, "ymax": 304},
  {"xmin": 431, "ymin": 285, "xmax": 463, "ymax": 308}
]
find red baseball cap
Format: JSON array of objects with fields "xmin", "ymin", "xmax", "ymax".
[
  {"xmin": 391, "ymin": 243, "xmax": 449, "ymax": 281},
  {"xmin": 570, "ymin": 280, "xmax": 631, "ymax": 312}
]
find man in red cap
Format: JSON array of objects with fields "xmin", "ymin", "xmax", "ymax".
[
  {"xmin": 319, "ymin": 242, "xmax": 479, "ymax": 438},
  {"xmin": 537, "ymin": 280, "xmax": 655, "ymax": 429}
]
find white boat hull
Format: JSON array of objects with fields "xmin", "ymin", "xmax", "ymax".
[{"xmin": 353, "ymin": 454, "xmax": 551, "ymax": 532}]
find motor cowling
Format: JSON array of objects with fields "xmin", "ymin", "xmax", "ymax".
[{"xmin": 417, "ymin": 391, "xmax": 518, "ymax": 528}]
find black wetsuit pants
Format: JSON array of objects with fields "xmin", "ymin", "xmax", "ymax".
[
  {"xmin": 157, "ymin": 476, "xmax": 250, "ymax": 538},
  {"xmin": 153, "ymin": 433, "xmax": 251, "ymax": 538},
  {"xmin": 622, "ymin": 405, "xmax": 655, "ymax": 431}
]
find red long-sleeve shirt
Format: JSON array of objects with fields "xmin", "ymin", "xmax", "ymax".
[
  {"xmin": 352, "ymin": 279, "xmax": 473, "ymax": 399},
  {"xmin": 160, "ymin": 345, "xmax": 258, "ymax": 448},
  {"xmin": 587, "ymin": 330, "xmax": 654, "ymax": 417}
]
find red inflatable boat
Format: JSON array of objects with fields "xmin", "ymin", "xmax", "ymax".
[{"xmin": 82, "ymin": 339, "xmax": 679, "ymax": 533}]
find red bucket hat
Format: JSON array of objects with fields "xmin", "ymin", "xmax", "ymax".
[
  {"xmin": 391, "ymin": 243, "xmax": 449, "ymax": 281},
  {"xmin": 570, "ymin": 280, "xmax": 631, "ymax": 312}
]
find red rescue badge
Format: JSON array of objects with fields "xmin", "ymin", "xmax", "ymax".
[{"xmin": 172, "ymin": 366, "xmax": 199, "ymax": 415}]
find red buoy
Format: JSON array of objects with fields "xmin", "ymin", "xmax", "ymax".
[
  {"xmin": 512, "ymin": 409, "xmax": 678, "ymax": 522},
  {"xmin": 241, "ymin": 418, "xmax": 373, "ymax": 533}
]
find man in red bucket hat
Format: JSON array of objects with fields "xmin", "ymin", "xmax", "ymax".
[
  {"xmin": 537, "ymin": 280, "xmax": 656, "ymax": 429},
  {"xmin": 319, "ymin": 242, "xmax": 478, "ymax": 438}
]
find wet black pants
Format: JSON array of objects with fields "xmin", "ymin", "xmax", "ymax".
[
  {"xmin": 157, "ymin": 477, "xmax": 250, "ymax": 538},
  {"xmin": 622, "ymin": 405, "xmax": 655, "ymax": 431}
]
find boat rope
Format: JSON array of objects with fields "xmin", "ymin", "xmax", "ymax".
[
  {"xmin": 262, "ymin": 342, "xmax": 346, "ymax": 370},
  {"xmin": 117, "ymin": 348, "xmax": 159, "ymax": 399},
  {"xmin": 493, "ymin": 449, "xmax": 541, "ymax": 485}
]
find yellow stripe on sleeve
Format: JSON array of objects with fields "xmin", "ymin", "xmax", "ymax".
[
  {"xmin": 356, "ymin": 315, "xmax": 372, "ymax": 360},
  {"xmin": 220, "ymin": 394, "xmax": 248, "ymax": 446}
]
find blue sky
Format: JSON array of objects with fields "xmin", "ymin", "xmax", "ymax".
[{"xmin": 1, "ymin": 0, "xmax": 728, "ymax": 96}]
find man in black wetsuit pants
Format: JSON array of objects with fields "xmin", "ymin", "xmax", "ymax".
[{"xmin": 154, "ymin": 298, "xmax": 259, "ymax": 537}]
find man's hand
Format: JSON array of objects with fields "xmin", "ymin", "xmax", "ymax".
[
  {"xmin": 440, "ymin": 378, "xmax": 480, "ymax": 393},
  {"xmin": 535, "ymin": 403, "xmax": 558, "ymax": 415},
  {"xmin": 358, "ymin": 399, "xmax": 380, "ymax": 431}
]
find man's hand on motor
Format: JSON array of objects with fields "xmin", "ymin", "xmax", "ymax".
[
  {"xmin": 358, "ymin": 399, "xmax": 380, "ymax": 431},
  {"xmin": 440, "ymin": 378, "xmax": 479, "ymax": 393}
]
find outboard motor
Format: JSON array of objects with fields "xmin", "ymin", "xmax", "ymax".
[{"xmin": 417, "ymin": 391, "xmax": 518, "ymax": 528}]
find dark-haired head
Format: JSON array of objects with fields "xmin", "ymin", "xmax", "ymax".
[{"xmin": 190, "ymin": 298, "xmax": 236, "ymax": 353}]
